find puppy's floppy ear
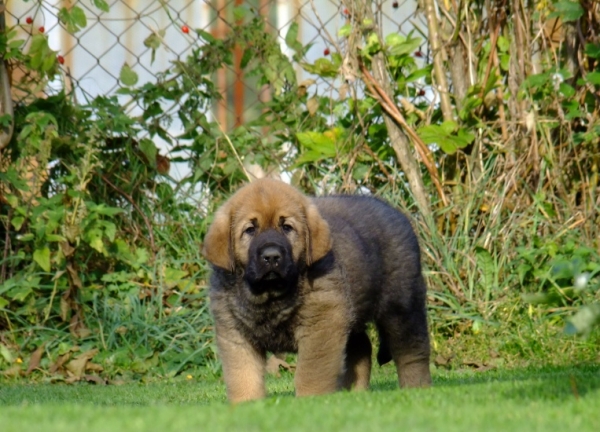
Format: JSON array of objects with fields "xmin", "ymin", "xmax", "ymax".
[
  {"xmin": 305, "ymin": 203, "xmax": 332, "ymax": 265},
  {"xmin": 202, "ymin": 204, "xmax": 234, "ymax": 271}
]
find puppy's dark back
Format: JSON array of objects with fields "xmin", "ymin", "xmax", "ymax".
[
  {"xmin": 312, "ymin": 195, "xmax": 424, "ymax": 323},
  {"xmin": 312, "ymin": 195, "xmax": 421, "ymax": 268}
]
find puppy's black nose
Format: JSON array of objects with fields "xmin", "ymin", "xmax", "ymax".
[{"xmin": 260, "ymin": 246, "xmax": 281, "ymax": 267}]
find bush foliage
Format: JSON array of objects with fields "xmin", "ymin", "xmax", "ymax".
[{"xmin": 1, "ymin": 0, "xmax": 599, "ymax": 380}]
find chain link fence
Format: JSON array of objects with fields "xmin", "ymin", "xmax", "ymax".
[{"xmin": 5, "ymin": 0, "xmax": 426, "ymax": 180}]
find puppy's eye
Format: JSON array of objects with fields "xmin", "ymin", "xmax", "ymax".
[
  {"xmin": 244, "ymin": 226, "xmax": 256, "ymax": 236},
  {"xmin": 282, "ymin": 224, "xmax": 294, "ymax": 234}
]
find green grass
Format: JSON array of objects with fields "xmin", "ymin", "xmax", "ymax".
[{"xmin": 1, "ymin": 364, "xmax": 599, "ymax": 432}]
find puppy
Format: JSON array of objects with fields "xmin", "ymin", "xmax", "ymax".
[{"xmin": 203, "ymin": 179, "xmax": 431, "ymax": 402}]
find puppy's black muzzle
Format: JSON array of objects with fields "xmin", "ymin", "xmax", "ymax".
[
  {"xmin": 259, "ymin": 245, "xmax": 283, "ymax": 276},
  {"xmin": 245, "ymin": 229, "xmax": 297, "ymax": 294}
]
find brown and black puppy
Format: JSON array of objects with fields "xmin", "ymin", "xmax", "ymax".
[{"xmin": 202, "ymin": 179, "xmax": 431, "ymax": 403}]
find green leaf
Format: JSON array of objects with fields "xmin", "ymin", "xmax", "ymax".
[
  {"xmin": 295, "ymin": 131, "xmax": 340, "ymax": 165},
  {"xmin": 417, "ymin": 121, "xmax": 475, "ymax": 154},
  {"xmin": 8, "ymin": 286, "xmax": 33, "ymax": 302},
  {"xmin": 233, "ymin": 5, "xmax": 248, "ymax": 21},
  {"xmin": 565, "ymin": 304, "xmax": 600, "ymax": 336},
  {"xmin": 499, "ymin": 53, "xmax": 510, "ymax": 72},
  {"xmin": 475, "ymin": 247, "xmax": 494, "ymax": 290},
  {"xmin": 71, "ymin": 6, "xmax": 88, "ymax": 30},
  {"xmin": 120, "ymin": 63, "xmax": 139, "ymax": 87},
  {"xmin": 164, "ymin": 267, "xmax": 188, "ymax": 288},
  {"xmin": 584, "ymin": 43, "xmax": 600, "ymax": 59},
  {"xmin": 144, "ymin": 31, "xmax": 163, "ymax": 50},
  {"xmin": 5, "ymin": 194, "xmax": 18, "ymax": 208},
  {"xmin": 285, "ymin": 22, "xmax": 298, "ymax": 47},
  {"xmin": 88, "ymin": 203, "xmax": 124, "ymax": 217},
  {"xmin": 135, "ymin": 248, "xmax": 149, "ymax": 266},
  {"xmin": 352, "ymin": 163, "xmax": 370, "ymax": 181},
  {"xmin": 240, "ymin": 48, "xmax": 253, "ymax": 69},
  {"xmin": 497, "ymin": 35, "xmax": 510, "ymax": 52},
  {"xmin": 58, "ymin": 6, "xmax": 87, "ymax": 33},
  {"xmin": 33, "ymin": 247, "xmax": 51, "ymax": 272},
  {"xmin": 559, "ymin": 82, "xmax": 575, "ymax": 97},
  {"xmin": 551, "ymin": 0, "xmax": 584, "ymax": 22},
  {"xmin": 585, "ymin": 71, "xmax": 600, "ymax": 85},
  {"xmin": 101, "ymin": 221, "xmax": 117, "ymax": 242},
  {"xmin": 28, "ymin": 34, "xmax": 52, "ymax": 72},
  {"xmin": 301, "ymin": 58, "xmax": 339, "ymax": 78},
  {"xmin": 139, "ymin": 138, "xmax": 157, "ymax": 166},
  {"xmin": 338, "ymin": 24, "xmax": 352, "ymax": 38},
  {"xmin": 361, "ymin": 32, "xmax": 381, "ymax": 57},
  {"xmin": 93, "ymin": 0, "xmax": 110, "ymax": 13},
  {"xmin": 296, "ymin": 131, "xmax": 336, "ymax": 155},
  {"xmin": 42, "ymin": 53, "xmax": 56, "ymax": 72},
  {"xmin": 196, "ymin": 29, "xmax": 216, "ymax": 43},
  {"xmin": 88, "ymin": 230, "xmax": 106, "ymax": 254},
  {"xmin": 387, "ymin": 35, "xmax": 421, "ymax": 57},
  {"xmin": 385, "ymin": 33, "xmax": 404, "ymax": 47},
  {"xmin": 0, "ymin": 166, "xmax": 29, "ymax": 191}
]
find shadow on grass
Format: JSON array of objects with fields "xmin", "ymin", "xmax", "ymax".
[
  {"xmin": 1, "ymin": 364, "xmax": 598, "ymax": 406},
  {"xmin": 370, "ymin": 363, "xmax": 600, "ymax": 401}
]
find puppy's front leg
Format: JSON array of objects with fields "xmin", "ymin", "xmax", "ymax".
[
  {"xmin": 215, "ymin": 324, "xmax": 266, "ymax": 403},
  {"xmin": 294, "ymin": 292, "xmax": 349, "ymax": 397}
]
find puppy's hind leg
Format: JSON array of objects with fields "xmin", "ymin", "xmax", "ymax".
[
  {"xmin": 378, "ymin": 277, "xmax": 432, "ymax": 388},
  {"xmin": 341, "ymin": 331, "xmax": 372, "ymax": 391}
]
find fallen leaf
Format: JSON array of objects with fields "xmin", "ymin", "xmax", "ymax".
[
  {"xmin": 50, "ymin": 352, "xmax": 72, "ymax": 374},
  {"xmin": 60, "ymin": 241, "xmax": 75, "ymax": 257},
  {"xmin": 306, "ymin": 97, "xmax": 319, "ymax": 116},
  {"xmin": 65, "ymin": 375, "xmax": 80, "ymax": 384},
  {"xmin": 26, "ymin": 344, "xmax": 46, "ymax": 375},
  {"xmin": 84, "ymin": 374, "xmax": 106, "ymax": 385},
  {"xmin": 434, "ymin": 354, "xmax": 453, "ymax": 367},
  {"xmin": 462, "ymin": 359, "xmax": 484, "ymax": 368},
  {"xmin": 65, "ymin": 348, "xmax": 99, "ymax": 378},
  {"xmin": 2, "ymin": 364, "xmax": 23, "ymax": 378},
  {"xmin": 0, "ymin": 343, "xmax": 15, "ymax": 363},
  {"xmin": 85, "ymin": 362, "xmax": 104, "ymax": 372},
  {"xmin": 66, "ymin": 264, "xmax": 82, "ymax": 289},
  {"xmin": 60, "ymin": 296, "xmax": 70, "ymax": 322},
  {"xmin": 69, "ymin": 312, "xmax": 91, "ymax": 339},
  {"xmin": 462, "ymin": 359, "xmax": 495, "ymax": 372}
]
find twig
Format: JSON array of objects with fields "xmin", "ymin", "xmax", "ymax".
[
  {"xmin": 423, "ymin": 0, "xmax": 453, "ymax": 121},
  {"xmin": 1, "ymin": 206, "xmax": 12, "ymax": 282},
  {"xmin": 362, "ymin": 143, "xmax": 394, "ymax": 185},
  {"xmin": 360, "ymin": 62, "xmax": 449, "ymax": 205},
  {"xmin": 100, "ymin": 174, "xmax": 156, "ymax": 257},
  {"xmin": 217, "ymin": 122, "xmax": 251, "ymax": 182}
]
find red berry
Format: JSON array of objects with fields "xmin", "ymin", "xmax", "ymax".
[
  {"xmin": 343, "ymin": 8, "xmax": 349, "ymax": 15},
  {"xmin": 38, "ymin": 26, "xmax": 45, "ymax": 33},
  {"xmin": 418, "ymin": 89, "xmax": 426, "ymax": 96},
  {"xmin": 26, "ymin": 16, "xmax": 33, "ymax": 24},
  {"xmin": 181, "ymin": 25, "xmax": 189, "ymax": 34},
  {"xmin": 57, "ymin": 55, "xmax": 65, "ymax": 65},
  {"xmin": 393, "ymin": 1, "xmax": 399, "ymax": 8},
  {"xmin": 324, "ymin": 48, "xmax": 330, "ymax": 56},
  {"xmin": 414, "ymin": 51, "xmax": 423, "ymax": 58}
]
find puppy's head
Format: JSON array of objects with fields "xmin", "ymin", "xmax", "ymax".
[{"xmin": 202, "ymin": 179, "xmax": 331, "ymax": 290}]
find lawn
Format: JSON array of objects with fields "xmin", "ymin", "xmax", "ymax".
[{"xmin": 1, "ymin": 364, "xmax": 599, "ymax": 432}]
